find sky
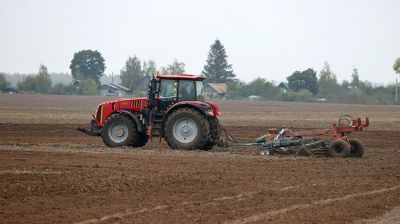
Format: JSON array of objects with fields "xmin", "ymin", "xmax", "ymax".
[{"xmin": 0, "ymin": 0, "xmax": 399, "ymax": 84}]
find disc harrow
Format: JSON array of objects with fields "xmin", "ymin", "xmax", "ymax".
[{"xmin": 218, "ymin": 115, "xmax": 369, "ymax": 158}]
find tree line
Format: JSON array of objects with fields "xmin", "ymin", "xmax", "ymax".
[
  {"xmin": 1, "ymin": 39, "xmax": 399, "ymax": 105},
  {"xmin": 1, "ymin": 39, "xmax": 236, "ymax": 95},
  {"xmin": 229, "ymin": 61, "xmax": 399, "ymax": 105}
]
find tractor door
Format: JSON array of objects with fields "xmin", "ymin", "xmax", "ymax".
[
  {"xmin": 177, "ymin": 80, "xmax": 196, "ymax": 101},
  {"xmin": 158, "ymin": 79, "xmax": 177, "ymax": 111}
]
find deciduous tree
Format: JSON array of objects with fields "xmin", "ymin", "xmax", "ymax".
[
  {"xmin": 142, "ymin": 60, "xmax": 157, "ymax": 77},
  {"xmin": 70, "ymin": 50, "xmax": 105, "ymax": 85},
  {"xmin": 120, "ymin": 56, "xmax": 143, "ymax": 90},
  {"xmin": 0, "ymin": 73, "xmax": 10, "ymax": 89},
  {"xmin": 161, "ymin": 59, "xmax": 185, "ymax": 75},
  {"xmin": 36, "ymin": 64, "xmax": 52, "ymax": 93},
  {"xmin": 17, "ymin": 64, "xmax": 52, "ymax": 93},
  {"xmin": 318, "ymin": 62, "xmax": 339, "ymax": 98},
  {"xmin": 393, "ymin": 57, "xmax": 400, "ymax": 74},
  {"xmin": 287, "ymin": 68, "xmax": 318, "ymax": 95}
]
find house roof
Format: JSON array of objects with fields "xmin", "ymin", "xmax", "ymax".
[
  {"xmin": 100, "ymin": 83, "xmax": 131, "ymax": 91},
  {"xmin": 111, "ymin": 83, "xmax": 131, "ymax": 91},
  {"xmin": 204, "ymin": 83, "xmax": 228, "ymax": 94},
  {"xmin": 278, "ymin": 82, "xmax": 288, "ymax": 89},
  {"xmin": 157, "ymin": 74, "xmax": 204, "ymax": 81}
]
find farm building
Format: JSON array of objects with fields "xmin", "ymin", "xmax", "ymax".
[
  {"xmin": 98, "ymin": 83, "xmax": 131, "ymax": 96},
  {"xmin": 137, "ymin": 76, "xmax": 152, "ymax": 92},
  {"xmin": 0, "ymin": 87, "xmax": 18, "ymax": 94},
  {"xmin": 203, "ymin": 83, "xmax": 228, "ymax": 98},
  {"xmin": 278, "ymin": 82, "xmax": 289, "ymax": 93}
]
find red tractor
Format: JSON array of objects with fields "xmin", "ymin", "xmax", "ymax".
[{"xmin": 79, "ymin": 73, "xmax": 221, "ymax": 150}]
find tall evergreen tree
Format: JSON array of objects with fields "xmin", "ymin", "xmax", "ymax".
[{"xmin": 202, "ymin": 39, "xmax": 235, "ymax": 83}]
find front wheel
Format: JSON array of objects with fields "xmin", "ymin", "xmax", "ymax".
[
  {"xmin": 101, "ymin": 114, "xmax": 138, "ymax": 147},
  {"xmin": 164, "ymin": 108, "xmax": 210, "ymax": 150}
]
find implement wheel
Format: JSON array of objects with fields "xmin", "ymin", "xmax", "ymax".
[
  {"xmin": 349, "ymin": 139, "xmax": 365, "ymax": 158},
  {"xmin": 328, "ymin": 139, "xmax": 350, "ymax": 158}
]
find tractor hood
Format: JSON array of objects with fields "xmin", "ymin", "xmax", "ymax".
[
  {"xmin": 94, "ymin": 97, "xmax": 148, "ymax": 126},
  {"xmin": 97, "ymin": 97, "xmax": 148, "ymax": 107}
]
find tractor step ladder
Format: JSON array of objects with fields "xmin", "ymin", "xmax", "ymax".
[{"xmin": 151, "ymin": 112, "xmax": 164, "ymax": 136}]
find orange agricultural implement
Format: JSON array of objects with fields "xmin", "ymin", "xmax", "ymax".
[{"xmin": 219, "ymin": 115, "xmax": 369, "ymax": 157}]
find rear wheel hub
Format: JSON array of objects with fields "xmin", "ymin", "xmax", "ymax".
[{"xmin": 173, "ymin": 118, "xmax": 198, "ymax": 143}]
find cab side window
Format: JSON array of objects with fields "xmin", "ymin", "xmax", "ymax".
[{"xmin": 178, "ymin": 80, "xmax": 196, "ymax": 101}]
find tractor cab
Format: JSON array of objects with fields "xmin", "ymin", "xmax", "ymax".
[
  {"xmin": 148, "ymin": 74, "xmax": 206, "ymax": 112},
  {"xmin": 144, "ymin": 74, "xmax": 220, "ymax": 144}
]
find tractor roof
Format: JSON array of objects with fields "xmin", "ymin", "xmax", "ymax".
[{"xmin": 157, "ymin": 74, "xmax": 204, "ymax": 81}]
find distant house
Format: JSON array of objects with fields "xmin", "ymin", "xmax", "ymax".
[
  {"xmin": 0, "ymin": 87, "xmax": 18, "ymax": 94},
  {"xmin": 98, "ymin": 83, "xmax": 131, "ymax": 96},
  {"xmin": 278, "ymin": 82, "xmax": 289, "ymax": 93},
  {"xmin": 248, "ymin": 95, "xmax": 264, "ymax": 100},
  {"xmin": 137, "ymin": 76, "xmax": 152, "ymax": 92},
  {"xmin": 203, "ymin": 83, "xmax": 228, "ymax": 98}
]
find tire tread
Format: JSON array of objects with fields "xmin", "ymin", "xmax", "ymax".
[
  {"xmin": 101, "ymin": 113, "xmax": 138, "ymax": 147},
  {"xmin": 164, "ymin": 108, "xmax": 210, "ymax": 150}
]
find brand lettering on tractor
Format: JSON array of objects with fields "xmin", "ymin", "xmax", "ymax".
[{"xmin": 130, "ymin": 100, "xmax": 140, "ymax": 108}]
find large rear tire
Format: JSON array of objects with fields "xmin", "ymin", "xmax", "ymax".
[
  {"xmin": 101, "ymin": 114, "xmax": 139, "ymax": 147},
  {"xmin": 349, "ymin": 139, "xmax": 364, "ymax": 158},
  {"xmin": 131, "ymin": 132, "xmax": 148, "ymax": 147},
  {"xmin": 198, "ymin": 117, "xmax": 221, "ymax": 151},
  {"xmin": 164, "ymin": 108, "xmax": 210, "ymax": 150},
  {"xmin": 328, "ymin": 139, "xmax": 350, "ymax": 158}
]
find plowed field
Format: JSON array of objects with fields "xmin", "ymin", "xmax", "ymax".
[{"xmin": 0, "ymin": 94, "xmax": 399, "ymax": 224}]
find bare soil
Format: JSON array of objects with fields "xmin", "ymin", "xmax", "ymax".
[{"xmin": 0, "ymin": 94, "xmax": 399, "ymax": 224}]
